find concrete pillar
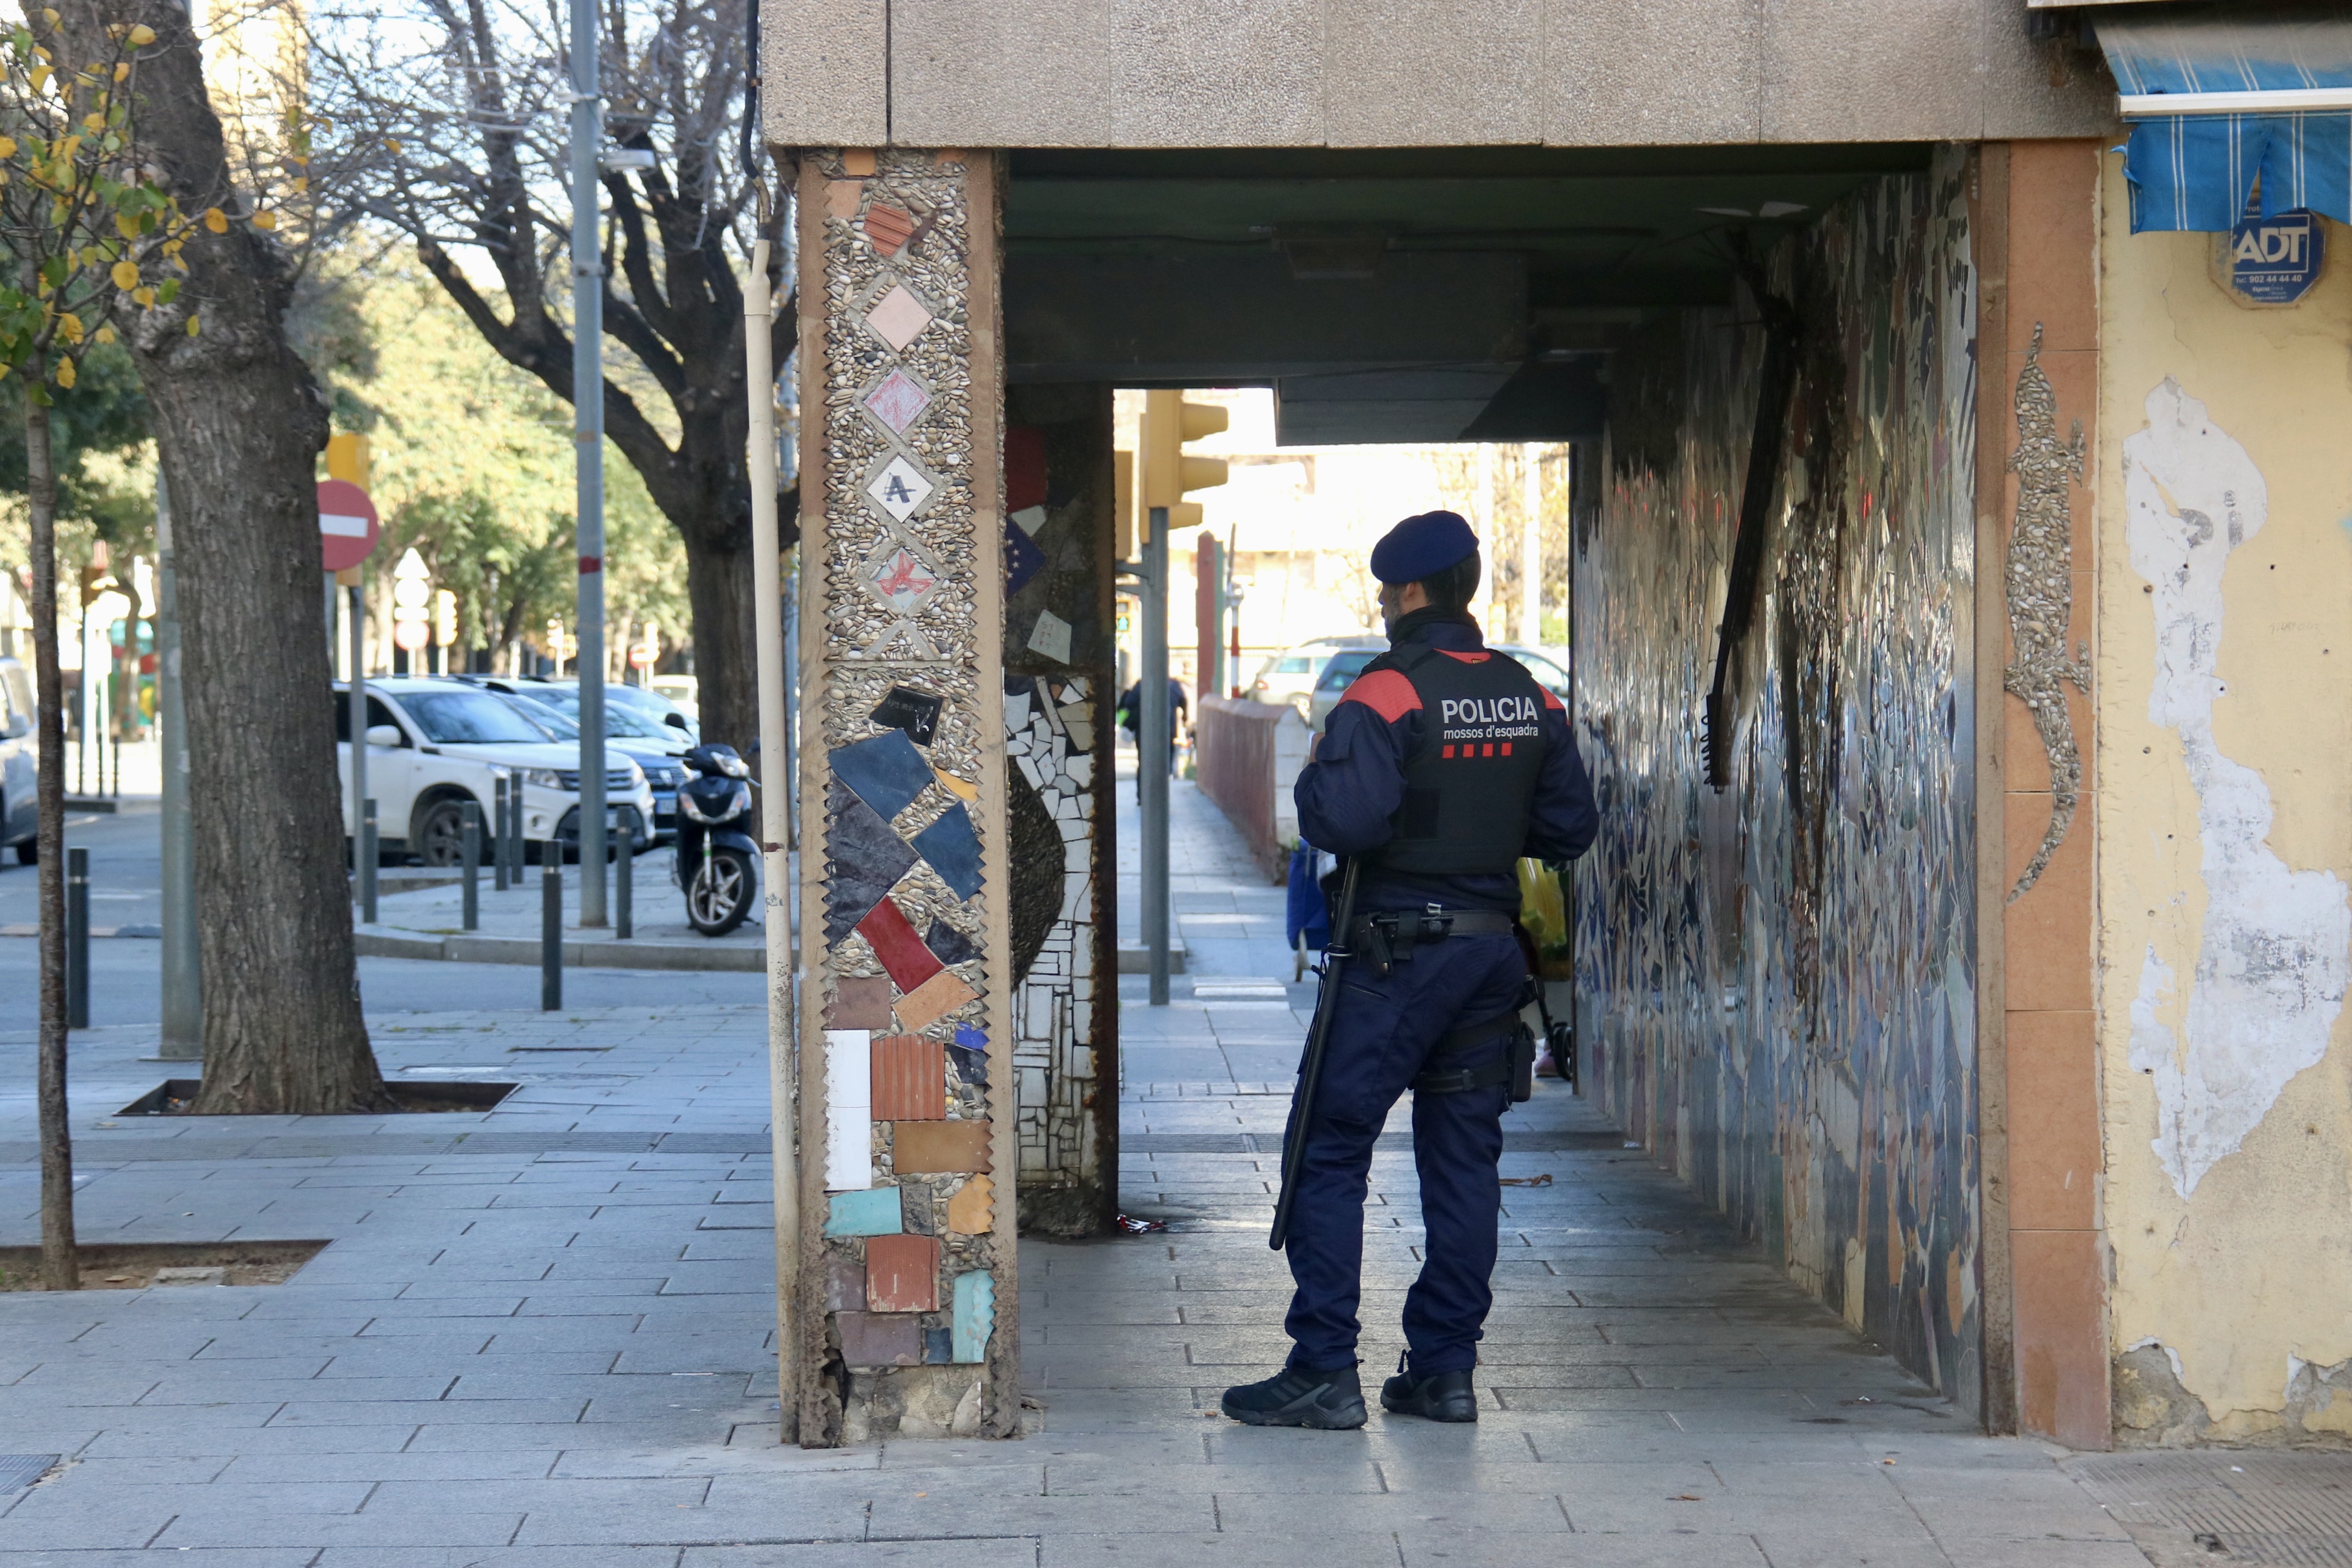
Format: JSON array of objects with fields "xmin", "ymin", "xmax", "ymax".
[{"xmin": 789, "ymin": 148, "xmax": 1017, "ymax": 1445}]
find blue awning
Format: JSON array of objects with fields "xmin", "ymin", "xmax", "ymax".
[{"xmin": 2098, "ymin": 7, "xmax": 2352, "ymax": 233}]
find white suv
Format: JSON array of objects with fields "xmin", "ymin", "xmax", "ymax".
[{"xmin": 334, "ymin": 678, "xmax": 654, "ymax": 866}]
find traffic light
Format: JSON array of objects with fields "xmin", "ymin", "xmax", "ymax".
[{"xmin": 1139, "ymin": 390, "xmax": 1228, "ymax": 540}]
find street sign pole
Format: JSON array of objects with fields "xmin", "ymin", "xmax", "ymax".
[
  {"xmin": 156, "ymin": 471, "xmax": 199, "ymax": 1060},
  {"xmin": 569, "ymin": 0, "xmax": 607, "ymax": 926},
  {"xmin": 1141, "ymin": 508, "xmax": 1170, "ymax": 1007},
  {"xmin": 349, "ymin": 570, "xmax": 366, "ymax": 885}
]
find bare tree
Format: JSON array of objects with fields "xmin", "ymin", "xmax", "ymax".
[{"xmin": 309, "ymin": 0, "xmax": 791, "ymax": 751}]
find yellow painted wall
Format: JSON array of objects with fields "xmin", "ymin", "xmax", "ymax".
[{"xmin": 2098, "ymin": 151, "xmax": 2352, "ymax": 1442}]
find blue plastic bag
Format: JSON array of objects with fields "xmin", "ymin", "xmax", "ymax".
[{"xmin": 1286, "ymin": 841, "xmax": 1333, "ymax": 952}]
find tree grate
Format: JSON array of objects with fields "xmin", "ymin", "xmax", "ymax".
[
  {"xmin": 2069, "ymin": 1452, "xmax": 2352, "ymax": 1566},
  {"xmin": 0, "ymin": 1456, "xmax": 57, "ymax": 1494}
]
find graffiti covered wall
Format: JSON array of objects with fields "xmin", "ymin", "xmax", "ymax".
[{"xmin": 1575, "ymin": 150, "xmax": 1981, "ymax": 1408}]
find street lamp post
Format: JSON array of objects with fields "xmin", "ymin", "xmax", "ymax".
[{"xmin": 569, "ymin": 0, "xmax": 607, "ymax": 926}]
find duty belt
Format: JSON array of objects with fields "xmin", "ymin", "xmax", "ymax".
[{"xmin": 1347, "ymin": 905, "xmax": 1517, "ymax": 978}]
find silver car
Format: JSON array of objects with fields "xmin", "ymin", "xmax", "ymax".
[
  {"xmin": 1248, "ymin": 636, "xmax": 1385, "ymax": 718},
  {"xmin": 0, "ymin": 657, "xmax": 34, "ymax": 863}
]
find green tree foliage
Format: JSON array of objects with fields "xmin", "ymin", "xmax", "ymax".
[{"xmin": 319, "ymin": 258, "xmax": 688, "ymax": 668}]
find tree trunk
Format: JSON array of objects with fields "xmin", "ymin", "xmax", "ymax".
[
  {"xmin": 63, "ymin": 0, "xmax": 386, "ymax": 1113},
  {"xmin": 681, "ymin": 525, "xmax": 758, "ymax": 760},
  {"xmin": 26, "ymin": 397, "xmax": 78, "ymax": 1290}
]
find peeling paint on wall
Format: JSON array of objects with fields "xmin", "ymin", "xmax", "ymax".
[{"xmin": 2121, "ymin": 380, "xmax": 2351, "ymax": 1199}]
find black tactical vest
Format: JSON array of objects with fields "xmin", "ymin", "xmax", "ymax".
[{"xmin": 1368, "ymin": 642, "xmax": 1550, "ymax": 876}]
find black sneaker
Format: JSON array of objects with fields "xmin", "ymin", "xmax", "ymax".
[
  {"xmin": 1220, "ymin": 1365, "xmax": 1367, "ymax": 1429},
  {"xmin": 1381, "ymin": 1366, "xmax": 1479, "ymax": 1422}
]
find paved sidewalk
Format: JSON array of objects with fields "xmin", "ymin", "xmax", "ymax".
[{"xmin": 0, "ymin": 749, "xmax": 2183, "ymax": 1565}]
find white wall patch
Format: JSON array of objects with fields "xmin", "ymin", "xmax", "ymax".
[{"xmin": 2125, "ymin": 379, "xmax": 2352, "ymax": 1198}]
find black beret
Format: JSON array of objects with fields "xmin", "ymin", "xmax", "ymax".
[{"xmin": 1369, "ymin": 510, "xmax": 1478, "ymax": 585}]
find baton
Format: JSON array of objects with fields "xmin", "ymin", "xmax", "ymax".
[{"xmin": 1270, "ymin": 854, "xmax": 1363, "ymax": 1250}]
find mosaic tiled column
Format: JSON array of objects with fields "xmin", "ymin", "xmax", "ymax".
[
  {"xmin": 791, "ymin": 148, "xmax": 1015, "ymax": 1445},
  {"xmin": 1003, "ymin": 391, "xmax": 1119, "ymax": 1237}
]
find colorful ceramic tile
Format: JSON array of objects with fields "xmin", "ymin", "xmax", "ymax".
[
  {"xmin": 868, "ymin": 543, "xmax": 940, "ymax": 612},
  {"xmin": 895, "ymin": 969, "xmax": 977, "ymax": 1033},
  {"xmin": 823, "ymin": 1027, "xmax": 873, "ymax": 1192},
  {"xmin": 863, "ymin": 283, "xmax": 933, "ymax": 351},
  {"xmin": 1010, "ymin": 504, "xmax": 1047, "ymax": 536},
  {"xmin": 1004, "ymin": 515, "xmax": 1045, "ymax": 597},
  {"xmin": 831, "ymin": 731, "xmax": 934, "ymax": 823},
  {"xmin": 950, "ymin": 1023, "xmax": 990, "ymax": 1087},
  {"xmin": 823, "ymin": 780, "xmax": 917, "ymax": 944},
  {"xmin": 864, "ymin": 1233, "xmax": 940, "ymax": 1313},
  {"xmin": 1007, "ymin": 424, "xmax": 1048, "ymax": 511},
  {"xmin": 946, "ymin": 1173, "xmax": 993, "ymax": 1234},
  {"xmin": 951, "ymin": 1270, "xmax": 995, "ymax": 1363},
  {"xmin": 856, "ymin": 897, "xmax": 945, "ymax": 993},
  {"xmin": 911, "ymin": 803, "xmax": 983, "ymax": 900},
  {"xmin": 923, "ymin": 1326, "xmax": 955, "ymax": 1364},
  {"xmin": 862, "ymin": 369, "xmax": 931, "ymax": 435},
  {"xmin": 931, "ymin": 766, "xmax": 978, "ymax": 803},
  {"xmin": 828, "ymin": 974, "xmax": 895, "ymax": 1031},
  {"xmin": 865, "ymin": 454, "xmax": 936, "ymax": 522},
  {"xmin": 924, "ymin": 918, "xmax": 981, "ymax": 968},
  {"xmin": 871, "ymin": 1033, "xmax": 945, "ymax": 1121},
  {"xmin": 861, "ymin": 201, "xmax": 916, "ymax": 256},
  {"xmin": 1027, "ymin": 608, "xmax": 1073, "ymax": 665},
  {"xmin": 823, "ymin": 1254, "xmax": 866, "ymax": 1311},
  {"xmin": 870, "ymin": 685, "xmax": 944, "ymax": 746},
  {"xmin": 835, "ymin": 1309, "xmax": 921, "ymax": 1367},
  {"xmin": 892, "ymin": 1119, "xmax": 992, "ymax": 1174},
  {"xmin": 823, "ymin": 1185, "xmax": 901, "ymax": 1237}
]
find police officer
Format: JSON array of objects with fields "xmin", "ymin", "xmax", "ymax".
[{"xmin": 1221, "ymin": 509, "xmax": 1597, "ymax": 1430}]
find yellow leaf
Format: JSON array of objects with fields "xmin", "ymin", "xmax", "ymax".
[
  {"xmin": 203, "ymin": 206, "xmax": 226, "ymax": 233},
  {"xmin": 126, "ymin": 23, "xmax": 154, "ymax": 45},
  {"xmin": 185, "ymin": 313, "xmax": 199, "ymax": 335},
  {"xmin": 41, "ymin": 9, "xmax": 59, "ymax": 26},
  {"xmin": 55, "ymin": 356, "xmax": 73, "ymax": 388},
  {"xmin": 250, "ymin": 209, "xmax": 275, "ymax": 231},
  {"xmin": 110, "ymin": 259, "xmax": 136, "ymax": 289},
  {"xmin": 291, "ymin": 176, "xmax": 307, "ymax": 195},
  {"xmin": 132, "ymin": 285, "xmax": 153, "ymax": 306},
  {"xmin": 0, "ymin": 136, "xmax": 17, "ymax": 160},
  {"xmin": 30, "ymin": 65, "xmax": 51, "ymax": 92},
  {"xmin": 93, "ymin": 324, "xmax": 113, "ymax": 344},
  {"xmin": 57, "ymin": 311, "xmax": 82, "ymax": 342},
  {"xmin": 113, "ymin": 211, "xmax": 137, "ymax": 239},
  {"xmin": 111, "ymin": 61, "xmax": 126, "ymax": 80},
  {"xmin": 82, "ymin": 113, "xmax": 100, "ymax": 131},
  {"xmin": 385, "ymin": 138, "xmax": 401, "ymax": 155}
]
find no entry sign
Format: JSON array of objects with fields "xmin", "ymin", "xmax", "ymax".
[{"xmin": 318, "ymin": 479, "xmax": 381, "ymax": 572}]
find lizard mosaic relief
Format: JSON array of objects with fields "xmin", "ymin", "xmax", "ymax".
[{"xmin": 2005, "ymin": 324, "xmax": 2090, "ymax": 903}]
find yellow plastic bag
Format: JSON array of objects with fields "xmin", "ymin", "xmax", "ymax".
[{"xmin": 1516, "ymin": 858, "xmax": 1575, "ymax": 979}]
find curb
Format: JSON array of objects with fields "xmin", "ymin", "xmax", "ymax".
[{"xmin": 353, "ymin": 929, "xmax": 764, "ymax": 972}]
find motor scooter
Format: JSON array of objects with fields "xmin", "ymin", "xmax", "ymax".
[{"xmin": 673, "ymin": 743, "xmax": 759, "ymax": 936}]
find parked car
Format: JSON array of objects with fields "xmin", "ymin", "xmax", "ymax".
[
  {"xmin": 1248, "ymin": 636, "xmax": 1384, "ymax": 717},
  {"xmin": 646, "ymin": 674, "xmax": 699, "ymax": 720},
  {"xmin": 486, "ymin": 674, "xmax": 699, "ymax": 743},
  {"xmin": 1305, "ymin": 641, "xmax": 1572, "ymax": 732},
  {"xmin": 0, "ymin": 656, "xmax": 35, "ymax": 864},
  {"xmin": 461, "ymin": 679, "xmax": 690, "ymax": 841},
  {"xmin": 334, "ymin": 678, "xmax": 654, "ymax": 866}
]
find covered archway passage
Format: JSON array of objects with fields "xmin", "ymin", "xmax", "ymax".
[{"xmin": 769, "ymin": 17, "xmax": 2114, "ymax": 1455}]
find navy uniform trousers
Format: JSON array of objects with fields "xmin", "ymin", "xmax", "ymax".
[{"xmin": 1282, "ymin": 928, "xmax": 1528, "ymax": 1376}]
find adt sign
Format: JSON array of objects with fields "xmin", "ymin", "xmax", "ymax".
[{"xmin": 2229, "ymin": 200, "xmax": 2324, "ymax": 305}]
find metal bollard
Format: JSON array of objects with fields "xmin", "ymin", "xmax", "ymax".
[
  {"xmin": 66, "ymin": 846, "xmax": 89, "ymax": 1029},
  {"xmin": 507, "ymin": 781, "xmax": 525, "ymax": 882},
  {"xmin": 460, "ymin": 800, "xmax": 481, "ymax": 931},
  {"xmin": 360, "ymin": 798, "xmax": 379, "ymax": 925},
  {"xmin": 491, "ymin": 776, "xmax": 509, "ymax": 892},
  {"xmin": 616, "ymin": 807, "xmax": 634, "ymax": 940},
  {"xmin": 541, "ymin": 850, "xmax": 562, "ymax": 1011}
]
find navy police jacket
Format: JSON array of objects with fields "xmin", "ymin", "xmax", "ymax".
[{"xmin": 1294, "ymin": 611, "xmax": 1598, "ymax": 914}]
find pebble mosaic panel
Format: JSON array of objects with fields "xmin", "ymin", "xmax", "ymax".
[
  {"xmin": 1574, "ymin": 151, "xmax": 1982, "ymax": 1412},
  {"xmin": 802, "ymin": 148, "xmax": 1003, "ymax": 1438},
  {"xmin": 1005, "ymin": 675, "xmax": 1102, "ymax": 1196}
]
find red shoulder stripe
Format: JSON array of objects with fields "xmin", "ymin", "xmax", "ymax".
[
  {"xmin": 1436, "ymin": 649, "xmax": 1491, "ymax": 663},
  {"xmin": 1542, "ymin": 688, "xmax": 1565, "ymax": 711},
  {"xmin": 1338, "ymin": 668, "xmax": 1420, "ymax": 722}
]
